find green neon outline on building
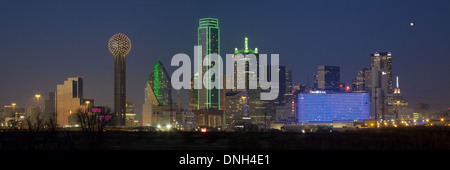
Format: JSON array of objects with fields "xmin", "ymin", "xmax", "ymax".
[
  {"xmin": 235, "ymin": 37, "xmax": 258, "ymax": 54},
  {"xmin": 148, "ymin": 61, "xmax": 172, "ymax": 106},
  {"xmin": 198, "ymin": 18, "xmax": 220, "ymax": 110},
  {"xmin": 153, "ymin": 62, "xmax": 160, "ymax": 100}
]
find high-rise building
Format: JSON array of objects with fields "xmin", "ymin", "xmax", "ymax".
[
  {"xmin": 231, "ymin": 37, "xmax": 259, "ymax": 90},
  {"xmin": 285, "ymin": 69, "xmax": 293, "ymax": 94},
  {"xmin": 224, "ymin": 37, "xmax": 272, "ymax": 129},
  {"xmin": 370, "ymin": 52, "xmax": 393, "ymax": 94},
  {"xmin": 352, "ymin": 68, "xmax": 370, "ymax": 92},
  {"xmin": 364, "ymin": 69, "xmax": 373, "ymax": 93},
  {"xmin": 316, "ymin": 66, "xmax": 340, "ymax": 91},
  {"xmin": 44, "ymin": 92, "xmax": 56, "ymax": 123},
  {"xmin": 108, "ymin": 33, "xmax": 131, "ymax": 126},
  {"xmin": 370, "ymin": 52, "xmax": 393, "ymax": 121},
  {"xmin": 56, "ymin": 77, "xmax": 86, "ymax": 127},
  {"xmin": 147, "ymin": 61, "xmax": 172, "ymax": 106},
  {"xmin": 142, "ymin": 61, "xmax": 177, "ymax": 127},
  {"xmin": 270, "ymin": 65, "xmax": 286, "ymax": 103},
  {"xmin": 192, "ymin": 18, "xmax": 222, "ymax": 110},
  {"xmin": 385, "ymin": 76, "xmax": 408, "ymax": 121}
]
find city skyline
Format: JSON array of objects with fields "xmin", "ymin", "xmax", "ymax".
[{"xmin": 1, "ymin": 0, "xmax": 450, "ymax": 115}]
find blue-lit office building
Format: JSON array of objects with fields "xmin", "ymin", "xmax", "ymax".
[{"xmin": 297, "ymin": 91, "xmax": 369, "ymax": 123}]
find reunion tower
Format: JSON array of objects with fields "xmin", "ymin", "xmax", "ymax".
[{"xmin": 108, "ymin": 33, "xmax": 131, "ymax": 126}]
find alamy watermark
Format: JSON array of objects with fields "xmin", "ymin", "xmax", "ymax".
[{"xmin": 171, "ymin": 46, "xmax": 279, "ymax": 100}]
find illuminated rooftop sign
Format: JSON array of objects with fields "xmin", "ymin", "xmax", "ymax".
[{"xmin": 309, "ymin": 90, "xmax": 326, "ymax": 94}]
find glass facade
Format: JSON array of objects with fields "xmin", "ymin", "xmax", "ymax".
[
  {"xmin": 370, "ymin": 52, "xmax": 393, "ymax": 94},
  {"xmin": 298, "ymin": 92, "xmax": 369, "ymax": 123},
  {"xmin": 147, "ymin": 61, "xmax": 172, "ymax": 106},
  {"xmin": 227, "ymin": 37, "xmax": 269, "ymax": 127},
  {"xmin": 316, "ymin": 66, "xmax": 340, "ymax": 91},
  {"xmin": 195, "ymin": 18, "xmax": 221, "ymax": 110}
]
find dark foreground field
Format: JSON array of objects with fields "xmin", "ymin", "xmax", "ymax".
[{"xmin": 1, "ymin": 127, "xmax": 450, "ymax": 150}]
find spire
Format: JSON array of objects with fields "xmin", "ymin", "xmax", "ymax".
[
  {"xmin": 244, "ymin": 37, "xmax": 249, "ymax": 53},
  {"xmin": 396, "ymin": 76, "xmax": 399, "ymax": 89},
  {"xmin": 395, "ymin": 76, "xmax": 401, "ymax": 94}
]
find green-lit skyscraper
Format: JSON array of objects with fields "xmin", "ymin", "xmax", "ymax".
[
  {"xmin": 191, "ymin": 18, "xmax": 222, "ymax": 110},
  {"xmin": 147, "ymin": 61, "xmax": 172, "ymax": 106},
  {"xmin": 142, "ymin": 61, "xmax": 177, "ymax": 127}
]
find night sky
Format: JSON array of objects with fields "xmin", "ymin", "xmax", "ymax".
[{"xmin": 1, "ymin": 0, "xmax": 450, "ymax": 117}]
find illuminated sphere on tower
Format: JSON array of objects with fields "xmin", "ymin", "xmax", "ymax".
[
  {"xmin": 108, "ymin": 33, "xmax": 131, "ymax": 126},
  {"xmin": 108, "ymin": 33, "xmax": 131, "ymax": 56}
]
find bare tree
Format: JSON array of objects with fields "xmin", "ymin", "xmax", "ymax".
[
  {"xmin": 22, "ymin": 108, "xmax": 48, "ymax": 149},
  {"xmin": 75, "ymin": 107, "xmax": 113, "ymax": 149},
  {"xmin": 24, "ymin": 109, "xmax": 45, "ymax": 132}
]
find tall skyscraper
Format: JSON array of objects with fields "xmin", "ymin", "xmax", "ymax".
[
  {"xmin": 370, "ymin": 52, "xmax": 393, "ymax": 94},
  {"xmin": 142, "ymin": 61, "xmax": 177, "ymax": 126},
  {"xmin": 56, "ymin": 77, "xmax": 86, "ymax": 126},
  {"xmin": 192, "ymin": 18, "xmax": 221, "ymax": 110},
  {"xmin": 224, "ymin": 37, "xmax": 264, "ymax": 128},
  {"xmin": 108, "ymin": 33, "xmax": 131, "ymax": 126},
  {"xmin": 386, "ymin": 76, "xmax": 409, "ymax": 121},
  {"xmin": 231, "ymin": 37, "xmax": 259, "ymax": 90},
  {"xmin": 316, "ymin": 66, "xmax": 340, "ymax": 91},
  {"xmin": 370, "ymin": 52, "xmax": 393, "ymax": 121},
  {"xmin": 147, "ymin": 61, "xmax": 172, "ymax": 106}
]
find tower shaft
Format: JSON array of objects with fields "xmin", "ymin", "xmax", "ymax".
[{"xmin": 114, "ymin": 53, "xmax": 126, "ymax": 126}]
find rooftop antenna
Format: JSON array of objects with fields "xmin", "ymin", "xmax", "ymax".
[{"xmin": 395, "ymin": 76, "xmax": 401, "ymax": 94}]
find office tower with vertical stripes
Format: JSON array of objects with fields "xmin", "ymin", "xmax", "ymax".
[{"xmin": 191, "ymin": 18, "xmax": 222, "ymax": 110}]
